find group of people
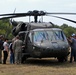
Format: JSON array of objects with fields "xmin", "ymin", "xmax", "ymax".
[
  {"xmin": 0, "ymin": 33, "xmax": 76, "ymax": 64},
  {"xmin": 68, "ymin": 33, "xmax": 76, "ymax": 63},
  {"xmin": 0, "ymin": 35, "xmax": 23, "ymax": 64}
]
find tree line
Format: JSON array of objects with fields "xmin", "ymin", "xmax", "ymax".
[
  {"xmin": 54, "ymin": 24, "xmax": 76, "ymax": 37},
  {"xmin": 0, "ymin": 19, "xmax": 76, "ymax": 39},
  {"xmin": 0, "ymin": 19, "xmax": 13, "ymax": 39}
]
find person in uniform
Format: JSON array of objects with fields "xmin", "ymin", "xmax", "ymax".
[{"xmin": 12, "ymin": 35, "xmax": 23, "ymax": 64}]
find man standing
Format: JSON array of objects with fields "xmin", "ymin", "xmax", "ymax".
[
  {"xmin": 0, "ymin": 35, "xmax": 4, "ymax": 64},
  {"xmin": 68, "ymin": 33, "xmax": 76, "ymax": 63},
  {"xmin": 3, "ymin": 38, "xmax": 9, "ymax": 64},
  {"xmin": 9, "ymin": 41, "xmax": 15, "ymax": 64},
  {"xmin": 12, "ymin": 35, "xmax": 23, "ymax": 64}
]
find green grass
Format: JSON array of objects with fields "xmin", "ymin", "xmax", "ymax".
[{"xmin": 0, "ymin": 58, "xmax": 76, "ymax": 75}]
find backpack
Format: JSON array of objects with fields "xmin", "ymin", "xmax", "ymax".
[{"xmin": 9, "ymin": 43, "xmax": 13, "ymax": 51}]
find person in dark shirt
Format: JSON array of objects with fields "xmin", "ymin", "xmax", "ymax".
[
  {"xmin": 9, "ymin": 41, "xmax": 15, "ymax": 64},
  {"xmin": 68, "ymin": 33, "xmax": 76, "ymax": 63},
  {"xmin": 0, "ymin": 35, "xmax": 4, "ymax": 64}
]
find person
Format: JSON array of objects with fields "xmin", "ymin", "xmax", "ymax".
[
  {"xmin": 12, "ymin": 35, "xmax": 23, "ymax": 64},
  {"xmin": 68, "ymin": 33, "xmax": 76, "ymax": 63},
  {"xmin": 9, "ymin": 41, "xmax": 15, "ymax": 64},
  {"xmin": 0, "ymin": 35, "xmax": 4, "ymax": 64},
  {"xmin": 3, "ymin": 38, "xmax": 9, "ymax": 64}
]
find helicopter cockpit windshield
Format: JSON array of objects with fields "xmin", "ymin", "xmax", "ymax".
[{"xmin": 33, "ymin": 28, "xmax": 67, "ymax": 43}]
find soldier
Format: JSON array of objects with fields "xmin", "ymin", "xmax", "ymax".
[{"xmin": 12, "ymin": 35, "xmax": 23, "ymax": 64}]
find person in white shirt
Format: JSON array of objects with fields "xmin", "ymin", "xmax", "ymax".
[{"xmin": 3, "ymin": 38, "xmax": 9, "ymax": 64}]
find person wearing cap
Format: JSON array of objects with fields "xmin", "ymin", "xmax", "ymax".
[{"xmin": 68, "ymin": 33, "xmax": 76, "ymax": 63}]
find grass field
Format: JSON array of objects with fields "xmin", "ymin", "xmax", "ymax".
[{"xmin": 0, "ymin": 57, "xmax": 76, "ymax": 75}]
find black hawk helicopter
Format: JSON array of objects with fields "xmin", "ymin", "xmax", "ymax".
[{"xmin": 0, "ymin": 10, "xmax": 76, "ymax": 63}]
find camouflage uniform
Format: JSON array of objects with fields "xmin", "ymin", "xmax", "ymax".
[{"xmin": 12, "ymin": 36, "xmax": 23, "ymax": 64}]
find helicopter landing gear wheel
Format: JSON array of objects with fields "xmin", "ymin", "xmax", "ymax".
[
  {"xmin": 64, "ymin": 56, "xmax": 68, "ymax": 62},
  {"xmin": 21, "ymin": 56, "xmax": 27, "ymax": 64},
  {"xmin": 57, "ymin": 57, "xmax": 65, "ymax": 62}
]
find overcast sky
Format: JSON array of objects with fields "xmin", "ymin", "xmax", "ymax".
[{"xmin": 0, "ymin": 0, "xmax": 76, "ymax": 27}]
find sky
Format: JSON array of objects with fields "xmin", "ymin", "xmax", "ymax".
[{"xmin": 0, "ymin": 0, "xmax": 76, "ymax": 27}]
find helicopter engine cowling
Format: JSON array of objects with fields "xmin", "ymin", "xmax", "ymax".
[{"xmin": 12, "ymin": 22, "xmax": 27, "ymax": 36}]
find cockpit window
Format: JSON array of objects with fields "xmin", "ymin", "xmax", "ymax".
[
  {"xmin": 34, "ymin": 31, "xmax": 49, "ymax": 42},
  {"xmin": 33, "ymin": 30, "xmax": 55, "ymax": 42},
  {"xmin": 54, "ymin": 31, "xmax": 64, "ymax": 40},
  {"xmin": 33, "ymin": 30, "xmax": 67, "ymax": 42}
]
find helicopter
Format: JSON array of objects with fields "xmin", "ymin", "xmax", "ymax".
[{"xmin": 0, "ymin": 10, "xmax": 76, "ymax": 63}]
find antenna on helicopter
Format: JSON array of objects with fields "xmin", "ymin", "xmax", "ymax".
[{"xmin": 9, "ymin": 8, "xmax": 17, "ymax": 26}]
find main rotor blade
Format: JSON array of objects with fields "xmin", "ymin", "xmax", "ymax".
[
  {"xmin": 0, "ymin": 15, "xmax": 26, "ymax": 20},
  {"xmin": 0, "ymin": 10, "xmax": 76, "ymax": 24},
  {"xmin": 0, "ymin": 13, "xmax": 28, "ymax": 16},
  {"xmin": 46, "ymin": 12, "xmax": 76, "ymax": 15},
  {"xmin": 50, "ymin": 15, "xmax": 76, "ymax": 23},
  {"xmin": 1, "ymin": 12, "xmax": 76, "ymax": 16},
  {"xmin": 0, "ymin": 11, "xmax": 45, "ymax": 16}
]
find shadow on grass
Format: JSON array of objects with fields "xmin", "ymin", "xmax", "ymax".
[{"xmin": 22, "ymin": 58, "xmax": 76, "ymax": 68}]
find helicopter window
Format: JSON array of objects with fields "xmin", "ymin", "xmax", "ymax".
[
  {"xmin": 61, "ymin": 32, "xmax": 67, "ymax": 41},
  {"xmin": 33, "ymin": 30, "xmax": 67, "ymax": 42},
  {"xmin": 46, "ymin": 31, "xmax": 55, "ymax": 41},
  {"xmin": 33, "ymin": 30, "xmax": 55, "ymax": 42},
  {"xmin": 28, "ymin": 32, "xmax": 32, "ymax": 42},
  {"xmin": 34, "ymin": 31, "xmax": 47, "ymax": 42},
  {"xmin": 54, "ymin": 31, "xmax": 66, "ymax": 40}
]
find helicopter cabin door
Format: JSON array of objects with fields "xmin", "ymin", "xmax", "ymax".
[{"xmin": 26, "ymin": 32, "xmax": 33, "ymax": 55}]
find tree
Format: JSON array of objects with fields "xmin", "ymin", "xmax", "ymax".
[
  {"xmin": 60, "ymin": 23, "xmax": 68, "ymax": 30},
  {"xmin": 0, "ymin": 19, "xmax": 13, "ymax": 39},
  {"xmin": 0, "ymin": 19, "xmax": 76, "ymax": 39},
  {"xmin": 63, "ymin": 27, "xmax": 75, "ymax": 37},
  {"xmin": 60, "ymin": 24, "xmax": 76, "ymax": 37}
]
